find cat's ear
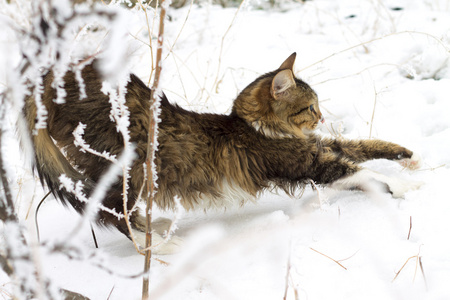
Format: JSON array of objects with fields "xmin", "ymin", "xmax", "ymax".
[
  {"xmin": 278, "ymin": 52, "xmax": 297, "ymax": 71},
  {"xmin": 271, "ymin": 69, "xmax": 296, "ymax": 98}
]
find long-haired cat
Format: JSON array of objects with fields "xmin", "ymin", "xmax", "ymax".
[{"xmin": 24, "ymin": 53, "xmax": 421, "ymax": 254}]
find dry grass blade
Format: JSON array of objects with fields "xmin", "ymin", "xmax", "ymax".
[
  {"xmin": 407, "ymin": 216, "xmax": 412, "ymax": 240},
  {"xmin": 392, "ymin": 255, "xmax": 416, "ymax": 282},
  {"xmin": 310, "ymin": 247, "xmax": 348, "ymax": 270},
  {"xmin": 392, "ymin": 245, "xmax": 423, "ymax": 283},
  {"xmin": 34, "ymin": 191, "xmax": 51, "ymax": 243},
  {"xmin": 106, "ymin": 285, "xmax": 115, "ymax": 300},
  {"xmin": 419, "ymin": 257, "xmax": 428, "ymax": 290}
]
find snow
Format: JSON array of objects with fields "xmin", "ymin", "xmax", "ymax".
[{"xmin": 1, "ymin": 0, "xmax": 450, "ymax": 299}]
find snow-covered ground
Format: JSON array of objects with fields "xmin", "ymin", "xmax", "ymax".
[{"xmin": 1, "ymin": 0, "xmax": 450, "ymax": 299}]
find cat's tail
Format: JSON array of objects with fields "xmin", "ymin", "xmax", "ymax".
[
  {"xmin": 23, "ymin": 93, "xmax": 94, "ymax": 214},
  {"xmin": 21, "ymin": 79, "xmax": 183, "ymax": 254}
]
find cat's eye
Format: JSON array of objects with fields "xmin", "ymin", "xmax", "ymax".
[
  {"xmin": 291, "ymin": 107, "xmax": 308, "ymax": 117},
  {"xmin": 292, "ymin": 104, "xmax": 315, "ymax": 117}
]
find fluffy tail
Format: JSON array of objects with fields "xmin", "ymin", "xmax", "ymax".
[
  {"xmin": 22, "ymin": 69, "xmax": 184, "ymax": 254},
  {"xmin": 23, "ymin": 95, "xmax": 93, "ymax": 214},
  {"xmin": 23, "ymin": 87, "xmax": 144, "ymax": 240}
]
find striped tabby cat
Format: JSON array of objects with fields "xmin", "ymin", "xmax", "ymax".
[{"xmin": 24, "ymin": 53, "xmax": 421, "ymax": 253}]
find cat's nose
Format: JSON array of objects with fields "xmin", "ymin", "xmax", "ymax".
[
  {"xmin": 317, "ymin": 109, "xmax": 324, "ymax": 123},
  {"xmin": 311, "ymin": 104, "xmax": 324, "ymax": 123}
]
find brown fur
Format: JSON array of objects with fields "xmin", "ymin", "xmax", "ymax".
[{"xmin": 24, "ymin": 53, "xmax": 414, "ymax": 243}]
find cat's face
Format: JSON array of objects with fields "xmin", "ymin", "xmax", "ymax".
[
  {"xmin": 270, "ymin": 66, "xmax": 323, "ymax": 134},
  {"xmin": 232, "ymin": 53, "xmax": 323, "ymax": 138}
]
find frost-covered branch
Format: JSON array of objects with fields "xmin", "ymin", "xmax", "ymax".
[
  {"xmin": 57, "ymin": 123, "xmax": 136, "ymax": 244},
  {"xmin": 73, "ymin": 122, "xmax": 118, "ymax": 163},
  {"xmin": 0, "ymin": 1, "xmax": 139, "ymax": 298},
  {"xmin": 0, "ymin": 96, "xmax": 59, "ymax": 300}
]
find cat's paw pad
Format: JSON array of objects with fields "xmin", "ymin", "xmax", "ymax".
[{"xmin": 399, "ymin": 152, "xmax": 422, "ymax": 170}]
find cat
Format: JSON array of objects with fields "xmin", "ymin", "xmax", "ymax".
[{"xmin": 24, "ymin": 53, "xmax": 421, "ymax": 254}]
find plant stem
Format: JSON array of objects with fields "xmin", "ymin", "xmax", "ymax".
[{"xmin": 142, "ymin": 1, "xmax": 166, "ymax": 299}]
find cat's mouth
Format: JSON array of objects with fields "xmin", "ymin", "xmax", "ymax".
[{"xmin": 307, "ymin": 116, "xmax": 324, "ymax": 130}]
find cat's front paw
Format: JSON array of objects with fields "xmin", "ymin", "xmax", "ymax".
[{"xmin": 399, "ymin": 152, "xmax": 422, "ymax": 170}]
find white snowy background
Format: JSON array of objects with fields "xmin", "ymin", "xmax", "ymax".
[{"xmin": 1, "ymin": 0, "xmax": 450, "ymax": 299}]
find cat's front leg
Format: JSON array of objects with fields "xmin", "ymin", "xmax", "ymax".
[
  {"xmin": 309, "ymin": 153, "xmax": 421, "ymax": 198},
  {"xmin": 320, "ymin": 137, "xmax": 422, "ymax": 169}
]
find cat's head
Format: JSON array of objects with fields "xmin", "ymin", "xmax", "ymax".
[{"xmin": 232, "ymin": 53, "xmax": 323, "ymax": 138}]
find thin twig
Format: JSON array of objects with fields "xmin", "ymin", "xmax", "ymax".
[
  {"xmin": 0, "ymin": 108, "xmax": 46, "ymax": 299},
  {"xmin": 74, "ymin": 121, "xmax": 142, "ymax": 252},
  {"xmin": 299, "ymin": 30, "xmax": 450, "ymax": 73},
  {"xmin": 369, "ymin": 84, "xmax": 377, "ymax": 139},
  {"xmin": 0, "ymin": 132, "xmax": 17, "ymax": 223},
  {"xmin": 137, "ymin": 0, "xmax": 155, "ymax": 85},
  {"xmin": 312, "ymin": 63, "xmax": 401, "ymax": 86},
  {"xmin": 213, "ymin": 0, "xmax": 246, "ymax": 94},
  {"xmin": 164, "ymin": 0, "xmax": 194, "ymax": 61},
  {"xmin": 417, "ymin": 164, "xmax": 446, "ymax": 172}
]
